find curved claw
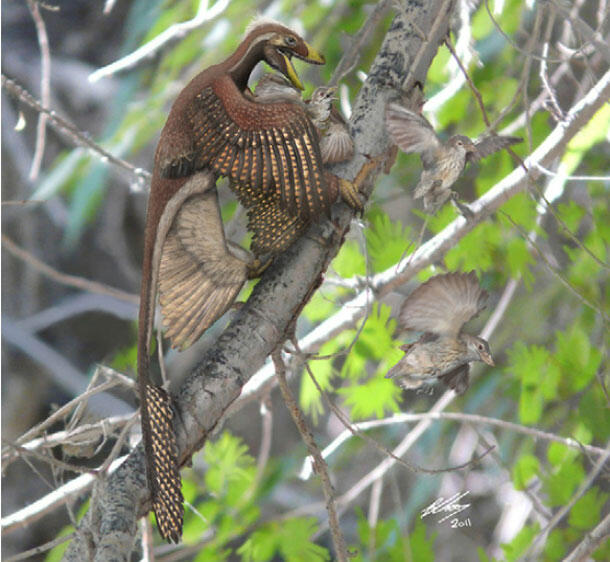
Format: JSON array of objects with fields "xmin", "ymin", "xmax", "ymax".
[
  {"xmin": 247, "ymin": 257, "xmax": 272, "ymax": 279},
  {"xmin": 338, "ymin": 178, "xmax": 364, "ymax": 212}
]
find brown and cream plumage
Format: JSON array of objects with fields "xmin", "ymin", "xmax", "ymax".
[
  {"xmin": 138, "ymin": 21, "xmax": 332, "ymax": 542},
  {"xmin": 386, "ymin": 272, "xmax": 494, "ymax": 394},
  {"xmin": 385, "ymin": 102, "xmax": 521, "ymax": 216},
  {"xmin": 242, "ymin": 77, "xmax": 356, "ymax": 255}
]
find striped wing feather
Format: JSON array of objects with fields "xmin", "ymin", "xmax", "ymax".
[
  {"xmin": 399, "ymin": 271, "xmax": 488, "ymax": 337},
  {"xmin": 170, "ymin": 77, "xmax": 329, "ymax": 221},
  {"xmin": 158, "ymin": 189, "xmax": 249, "ymax": 350}
]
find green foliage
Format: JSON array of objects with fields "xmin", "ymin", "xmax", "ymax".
[
  {"xmin": 237, "ymin": 517, "xmax": 329, "ymax": 562},
  {"xmin": 299, "ymin": 339, "xmax": 341, "ymax": 422},
  {"xmin": 568, "ymin": 488, "xmax": 608, "ymax": 530},
  {"xmin": 332, "ymin": 239, "xmax": 367, "ymax": 277},
  {"xmin": 365, "ymin": 208, "xmax": 412, "ymax": 273},
  {"xmin": 500, "ymin": 523, "xmax": 539, "ymax": 561},
  {"xmin": 544, "ymin": 459, "xmax": 585, "ymax": 507},
  {"xmin": 512, "ymin": 453, "xmax": 540, "ymax": 490},
  {"xmin": 338, "ymin": 374, "xmax": 401, "ymax": 420},
  {"xmin": 204, "ymin": 431, "xmax": 256, "ymax": 503},
  {"xmin": 351, "ymin": 510, "xmax": 437, "ymax": 562}
]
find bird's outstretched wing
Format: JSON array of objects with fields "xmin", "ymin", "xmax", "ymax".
[
  {"xmin": 158, "ymin": 187, "xmax": 250, "ymax": 350},
  {"xmin": 469, "ymin": 135, "xmax": 522, "ymax": 162},
  {"xmin": 385, "ymin": 103, "xmax": 440, "ymax": 154},
  {"xmin": 399, "ymin": 271, "xmax": 488, "ymax": 337},
  {"xmin": 159, "ymin": 77, "xmax": 329, "ymax": 221}
]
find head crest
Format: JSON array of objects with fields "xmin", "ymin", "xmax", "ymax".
[{"xmin": 244, "ymin": 16, "xmax": 296, "ymax": 37}]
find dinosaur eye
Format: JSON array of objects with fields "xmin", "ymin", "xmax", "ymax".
[
  {"xmin": 456, "ymin": 140, "xmax": 463, "ymax": 146},
  {"xmin": 284, "ymin": 36, "xmax": 297, "ymax": 47},
  {"xmin": 478, "ymin": 343, "xmax": 485, "ymax": 350}
]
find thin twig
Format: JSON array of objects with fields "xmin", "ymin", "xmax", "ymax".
[
  {"xmin": 501, "ymin": 210, "xmax": 608, "ymax": 321},
  {"xmin": 1, "ymin": 74, "xmax": 151, "ymax": 184},
  {"xmin": 2, "ymin": 234, "xmax": 138, "ymax": 304},
  {"xmin": 295, "ymin": 340, "xmax": 494, "ymax": 478},
  {"xmin": 329, "ymin": 0, "xmax": 393, "ymax": 86},
  {"xmin": 523, "ymin": 441, "xmax": 610, "ymax": 559},
  {"xmin": 4, "ymin": 531, "xmax": 75, "ymax": 562},
  {"xmin": 26, "ymin": 0, "xmax": 51, "ymax": 181},
  {"xmin": 299, "ymin": 411, "xmax": 607, "ymax": 479},
  {"xmin": 271, "ymin": 350, "xmax": 348, "ymax": 562},
  {"xmin": 564, "ymin": 511, "xmax": 610, "ymax": 562},
  {"xmin": 88, "ymin": 0, "xmax": 230, "ymax": 83},
  {"xmin": 0, "ymin": 456, "xmax": 127, "ymax": 535}
]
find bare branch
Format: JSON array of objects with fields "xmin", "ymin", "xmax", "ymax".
[
  {"xmin": 272, "ymin": 351, "xmax": 347, "ymax": 562},
  {"xmin": 88, "ymin": 0, "xmax": 230, "ymax": 83},
  {"xmin": 26, "ymin": 0, "xmax": 51, "ymax": 181},
  {"xmin": 2, "ymin": 234, "xmax": 138, "ymax": 305},
  {"xmin": 1, "ymin": 75, "xmax": 151, "ymax": 184}
]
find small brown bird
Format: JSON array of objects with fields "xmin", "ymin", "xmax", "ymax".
[
  {"xmin": 385, "ymin": 102, "xmax": 521, "ymax": 216},
  {"xmin": 386, "ymin": 271, "xmax": 494, "ymax": 394},
  {"xmin": 309, "ymin": 87, "xmax": 355, "ymax": 165},
  {"xmin": 254, "ymin": 76, "xmax": 354, "ymax": 165}
]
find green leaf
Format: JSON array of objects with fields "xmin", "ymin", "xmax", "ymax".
[
  {"xmin": 500, "ymin": 523, "xmax": 539, "ymax": 561},
  {"xmin": 341, "ymin": 303, "xmax": 398, "ymax": 380},
  {"xmin": 331, "ymin": 239, "xmax": 366, "ymax": 278},
  {"xmin": 365, "ymin": 208, "xmax": 412, "ymax": 273},
  {"xmin": 338, "ymin": 375, "xmax": 401, "ymax": 420},
  {"xmin": 544, "ymin": 529, "xmax": 567, "ymax": 561},
  {"xmin": 544, "ymin": 461, "xmax": 585, "ymax": 507},
  {"xmin": 204, "ymin": 432, "xmax": 256, "ymax": 506},
  {"xmin": 568, "ymin": 488, "xmax": 608, "ymax": 530},
  {"xmin": 512, "ymin": 454, "xmax": 540, "ymax": 490},
  {"xmin": 407, "ymin": 519, "xmax": 437, "ymax": 562},
  {"xmin": 555, "ymin": 323, "xmax": 601, "ymax": 392},
  {"xmin": 508, "ymin": 342, "xmax": 553, "ymax": 423},
  {"xmin": 238, "ymin": 518, "xmax": 329, "ymax": 562},
  {"xmin": 505, "ymin": 237, "xmax": 535, "ymax": 284},
  {"xmin": 299, "ymin": 339, "xmax": 340, "ymax": 422}
]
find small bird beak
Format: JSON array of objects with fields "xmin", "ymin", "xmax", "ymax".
[{"xmin": 480, "ymin": 351, "xmax": 495, "ymax": 366}]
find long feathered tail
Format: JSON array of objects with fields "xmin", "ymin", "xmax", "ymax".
[{"xmin": 143, "ymin": 384, "xmax": 184, "ymax": 542}]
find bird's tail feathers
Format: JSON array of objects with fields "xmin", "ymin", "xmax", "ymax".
[{"xmin": 144, "ymin": 384, "xmax": 184, "ymax": 543}]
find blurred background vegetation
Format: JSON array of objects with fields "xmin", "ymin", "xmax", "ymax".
[{"xmin": 2, "ymin": 0, "xmax": 608, "ymax": 560}]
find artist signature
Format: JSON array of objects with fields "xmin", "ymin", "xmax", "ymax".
[{"xmin": 420, "ymin": 491, "xmax": 471, "ymax": 524}]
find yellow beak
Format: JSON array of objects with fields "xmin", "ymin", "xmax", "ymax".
[
  {"xmin": 282, "ymin": 53, "xmax": 304, "ymax": 90},
  {"xmin": 281, "ymin": 43, "xmax": 325, "ymax": 91},
  {"xmin": 302, "ymin": 43, "xmax": 325, "ymax": 65}
]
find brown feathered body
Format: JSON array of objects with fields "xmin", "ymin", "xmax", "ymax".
[
  {"xmin": 138, "ymin": 22, "xmax": 330, "ymax": 542},
  {"xmin": 386, "ymin": 272, "xmax": 494, "ymax": 394},
  {"xmin": 385, "ymin": 103, "xmax": 521, "ymax": 214},
  {"xmin": 240, "ymin": 77, "xmax": 356, "ymax": 255}
]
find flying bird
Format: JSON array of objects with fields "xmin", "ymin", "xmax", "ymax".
[
  {"xmin": 385, "ymin": 102, "xmax": 521, "ymax": 216},
  {"xmin": 386, "ymin": 271, "xmax": 494, "ymax": 395}
]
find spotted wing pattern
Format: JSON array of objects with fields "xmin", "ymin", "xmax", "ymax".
[{"xmin": 162, "ymin": 77, "xmax": 330, "ymax": 221}]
